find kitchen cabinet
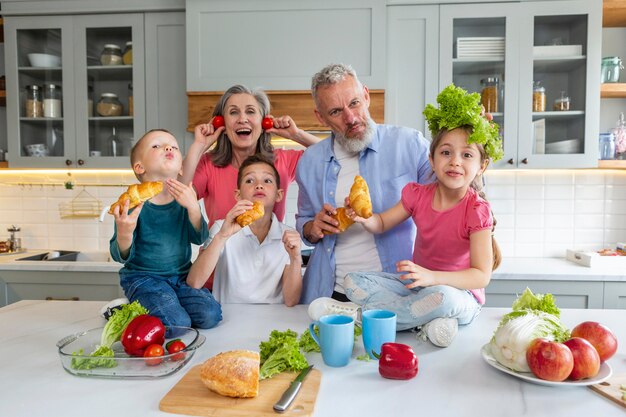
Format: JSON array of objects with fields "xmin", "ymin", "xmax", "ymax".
[
  {"xmin": 386, "ymin": 4, "xmax": 440, "ymax": 134},
  {"xmin": 603, "ymin": 282, "xmax": 626, "ymax": 309},
  {"xmin": 144, "ymin": 12, "xmax": 187, "ymax": 145},
  {"xmin": 439, "ymin": 0, "xmax": 602, "ymax": 169},
  {"xmin": 4, "ymin": 14, "xmax": 145, "ymax": 168},
  {"xmin": 0, "ymin": 270, "xmax": 123, "ymax": 307},
  {"xmin": 485, "ymin": 280, "xmax": 605, "ymax": 308},
  {"xmin": 185, "ymin": 0, "xmax": 386, "ymax": 91}
]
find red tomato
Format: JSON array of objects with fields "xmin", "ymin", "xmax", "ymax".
[
  {"xmin": 143, "ymin": 344, "xmax": 165, "ymax": 366},
  {"xmin": 211, "ymin": 115, "xmax": 225, "ymax": 129},
  {"xmin": 166, "ymin": 339, "xmax": 187, "ymax": 362},
  {"xmin": 261, "ymin": 117, "xmax": 274, "ymax": 130}
]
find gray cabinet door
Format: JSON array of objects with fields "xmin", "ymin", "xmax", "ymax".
[
  {"xmin": 485, "ymin": 280, "xmax": 604, "ymax": 308},
  {"xmin": 185, "ymin": 0, "xmax": 386, "ymax": 91},
  {"xmin": 603, "ymin": 282, "xmax": 626, "ymax": 309},
  {"xmin": 145, "ymin": 12, "xmax": 188, "ymax": 149},
  {"xmin": 386, "ymin": 5, "xmax": 439, "ymax": 135}
]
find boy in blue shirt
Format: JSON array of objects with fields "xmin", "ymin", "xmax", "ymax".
[{"xmin": 110, "ymin": 129, "xmax": 222, "ymax": 329}]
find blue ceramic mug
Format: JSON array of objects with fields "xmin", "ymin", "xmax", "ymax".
[
  {"xmin": 309, "ymin": 314, "xmax": 354, "ymax": 367},
  {"xmin": 362, "ymin": 309, "xmax": 397, "ymax": 359}
]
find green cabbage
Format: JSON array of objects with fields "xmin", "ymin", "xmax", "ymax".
[{"xmin": 489, "ymin": 288, "xmax": 570, "ymax": 372}]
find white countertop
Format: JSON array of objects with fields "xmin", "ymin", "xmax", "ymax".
[
  {"xmin": 493, "ymin": 257, "xmax": 626, "ymax": 281},
  {"xmin": 0, "ymin": 249, "xmax": 122, "ymax": 272},
  {"xmin": 0, "ymin": 300, "xmax": 624, "ymax": 417},
  {"xmin": 0, "ymin": 250, "xmax": 624, "ymax": 282}
]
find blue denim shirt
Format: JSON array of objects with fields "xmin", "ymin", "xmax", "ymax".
[{"xmin": 296, "ymin": 122, "xmax": 433, "ymax": 303}]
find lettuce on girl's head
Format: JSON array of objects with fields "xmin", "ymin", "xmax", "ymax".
[{"xmin": 423, "ymin": 84, "xmax": 504, "ymax": 162}]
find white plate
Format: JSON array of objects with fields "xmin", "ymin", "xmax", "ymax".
[{"xmin": 481, "ymin": 343, "xmax": 612, "ymax": 387}]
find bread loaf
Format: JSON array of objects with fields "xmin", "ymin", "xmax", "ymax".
[
  {"xmin": 108, "ymin": 181, "xmax": 163, "ymax": 214},
  {"xmin": 200, "ymin": 350, "xmax": 260, "ymax": 398},
  {"xmin": 236, "ymin": 200, "xmax": 265, "ymax": 227}
]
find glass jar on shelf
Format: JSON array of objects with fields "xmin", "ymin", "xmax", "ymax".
[
  {"xmin": 553, "ymin": 91, "xmax": 570, "ymax": 111},
  {"xmin": 480, "ymin": 77, "xmax": 499, "ymax": 113},
  {"xmin": 601, "ymin": 57, "xmax": 623, "ymax": 83},
  {"xmin": 123, "ymin": 41, "xmax": 133, "ymax": 65},
  {"xmin": 100, "ymin": 44, "xmax": 123, "ymax": 66},
  {"xmin": 96, "ymin": 93, "xmax": 123, "ymax": 117},
  {"xmin": 24, "ymin": 85, "xmax": 43, "ymax": 118},
  {"xmin": 43, "ymin": 84, "xmax": 62, "ymax": 118},
  {"xmin": 532, "ymin": 81, "xmax": 546, "ymax": 112},
  {"xmin": 599, "ymin": 133, "xmax": 616, "ymax": 160},
  {"xmin": 612, "ymin": 112, "xmax": 626, "ymax": 159}
]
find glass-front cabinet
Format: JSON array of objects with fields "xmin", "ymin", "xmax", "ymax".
[
  {"xmin": 440, "ymin": 1, "xmax": 601, "ymax": 169},
  {"xmin": 5, "ymin": 14, "xmax": 145, "ymax": 168}
]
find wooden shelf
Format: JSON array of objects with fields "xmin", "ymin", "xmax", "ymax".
[
  {"xmin": 600, "ymin": 83, "xmax": 626, "ymax": 98},
  {"xmin": 0, "ymin": 161, "xmax": 8, "ymax": 169},
  {"xmin": 0, "ymin": 90, "xmax": 5, "ymax": 106},
  {"xmin": 598, "ymin": 159, "xmax": 626, "ymax": 169},
  {"xmin": 603, "ymin": 0, "xmax": 626, "ymax": 27}
]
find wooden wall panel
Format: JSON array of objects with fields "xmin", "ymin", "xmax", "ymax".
[{"xmin": 187, "ymin": 90, "xmax": 384, "ymax": 132}]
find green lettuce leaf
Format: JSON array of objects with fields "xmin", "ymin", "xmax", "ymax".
[
  {"xmin": 71, "ymin": 346, "xmax": 117, "ymax": 370},
  {"xmin": 100, "ymin": 300, "xmax": 148, "ymax": 348},
  {"xmin": 511, "ymin": 287, "xmax": 560, "ymax": 317}
]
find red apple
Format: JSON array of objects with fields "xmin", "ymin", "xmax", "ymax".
[
  {"xmin": 526, "ymin": 338, "xmax": 574, "ymax": 382},
  {"xmin": 571, "ymin": 321, "xmax": 618, "ymax": 362},
  {"xmin": 563, "ymin": 337, "xmax": 601, "ymax": 380}
]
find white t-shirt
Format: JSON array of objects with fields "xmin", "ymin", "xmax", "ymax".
[
  {"xmin": 209, "ymin": 214, "xmax": 296, "ymax": 304},
  {"xmin": 333, "ymin": 141, "xmax": 382, "ymax": 293}
]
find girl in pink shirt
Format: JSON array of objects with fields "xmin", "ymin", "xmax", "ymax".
[{"xmin": 342, "ymin": 85, "xmax": 503, "ymax": 348}]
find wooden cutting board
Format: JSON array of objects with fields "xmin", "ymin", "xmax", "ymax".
[
  {"xmin": 590, "ymin": 373, "xmax": 626, "ymax": 408},
  {"xmin": 159, "ymin": 365, "xmax": 321, "ymax": 417}
]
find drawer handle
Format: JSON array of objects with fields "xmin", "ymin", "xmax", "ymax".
[{"xmin": 45, "ymin": 296, "xmax": 80, "ymax": 301}]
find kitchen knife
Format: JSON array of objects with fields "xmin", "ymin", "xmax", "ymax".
[{"xmin": 273, "ymin": 365, "xmax": 314, "ymax": 413}]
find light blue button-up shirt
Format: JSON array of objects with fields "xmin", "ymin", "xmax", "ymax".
[{"xmin": 296, "ymin": 122, "xmax": 433, "ymax": 303}]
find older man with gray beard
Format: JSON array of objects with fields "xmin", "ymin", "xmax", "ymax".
[{"xmin": 296, "ymin": 63, "xmax": 433, "ymax": 306}]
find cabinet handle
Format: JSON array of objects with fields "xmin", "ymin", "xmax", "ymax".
[
  {"xmin": 78, "ymin": 159, "xmax": 85, "ymax": 166},
  {"xmin": 65, "ymin": 159, "xmax": 73, "ymax": 166},
  {"xmin": 45, "ymin": 296, "xmax": 80, "ymax": 301},
  {"xmin": 507, "ymin": 158, "xmax": 514, "ymax": 165},
  {"xmin": 521, "ymin": 158, "xmax": 528, "ymax": 164}
]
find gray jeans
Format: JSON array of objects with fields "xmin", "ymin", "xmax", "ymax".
[{"xmin": 344, "ymin": 271, "xmax": 482, "ymax": 331}]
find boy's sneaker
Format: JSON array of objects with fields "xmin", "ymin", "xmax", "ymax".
[
  {"xmin": 418, "ymin": 317, "xmax": 458, "ymax": 348},
  {"xmin": 99, "ymin": 297, "xmax": 130, "ymax": 320},
  {"xmin": 308, "ymin": 297, "xmax": 360, "ymax": 323}
]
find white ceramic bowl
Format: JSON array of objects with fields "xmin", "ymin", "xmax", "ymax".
[
  {"xmin": 25, "ymin": 143, "xmax": 49, "ymax": 157},
  {"xmin": 27, "ymin": 53, "xmax": 62, "ymax": 68}
]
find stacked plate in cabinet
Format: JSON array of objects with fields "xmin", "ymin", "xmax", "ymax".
[{"xmin": 456, "ymin": 37, "xmax": 505, "ymax": 60}]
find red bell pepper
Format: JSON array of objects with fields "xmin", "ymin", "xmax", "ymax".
[
  {"xmin": 121, "ymin": 314, "xmax": 165, "ymax": 357},
  {"xmin": 376, "ymin": 342, "xmax": 418, "ymax": 380}
]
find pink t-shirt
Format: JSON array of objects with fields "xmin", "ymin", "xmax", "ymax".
[
  {"xmin": 401, "ymin": 182, "xmax": 493, "ymax": 304},
  {"xmin": 193, "ymin": 149, "xmax": 303, "ymax": 227}
]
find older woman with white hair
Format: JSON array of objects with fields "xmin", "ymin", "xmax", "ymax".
[{"xmin": 182, "ymin": 84, "xmax": 319, "ymax": 228}]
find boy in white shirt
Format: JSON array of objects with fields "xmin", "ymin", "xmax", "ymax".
[{"xmin": 186, "ymin": 155, "xmax": 303, "ymax": 305}]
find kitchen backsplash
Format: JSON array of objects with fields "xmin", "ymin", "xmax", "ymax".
[{"xmin": 0, "ymin": 169, "xmax": 625, "ymax": 258}]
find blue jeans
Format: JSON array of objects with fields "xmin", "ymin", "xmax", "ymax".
[
  {"xmin": 120, "ymin": 272, "xmax": 222, "ymax": 329},
  {"xmin": 344, "ymin": 272, "xmax": 481, "ymax": 331}
]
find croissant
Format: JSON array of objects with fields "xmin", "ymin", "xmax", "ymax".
[
  {"xmin": 236, "ymin": 200, "xmax": 265, "ymax": 227},
  {"xmin": 323, "ymin": 207, "xmax": 355, "ymax": 234},
  {"xmin": 108, "ymin": 181, "xmax": 163, "ymax": 214},
  {"xmin": 349, "ymin": 175, "xmax": 372, "ymax": 219}
]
